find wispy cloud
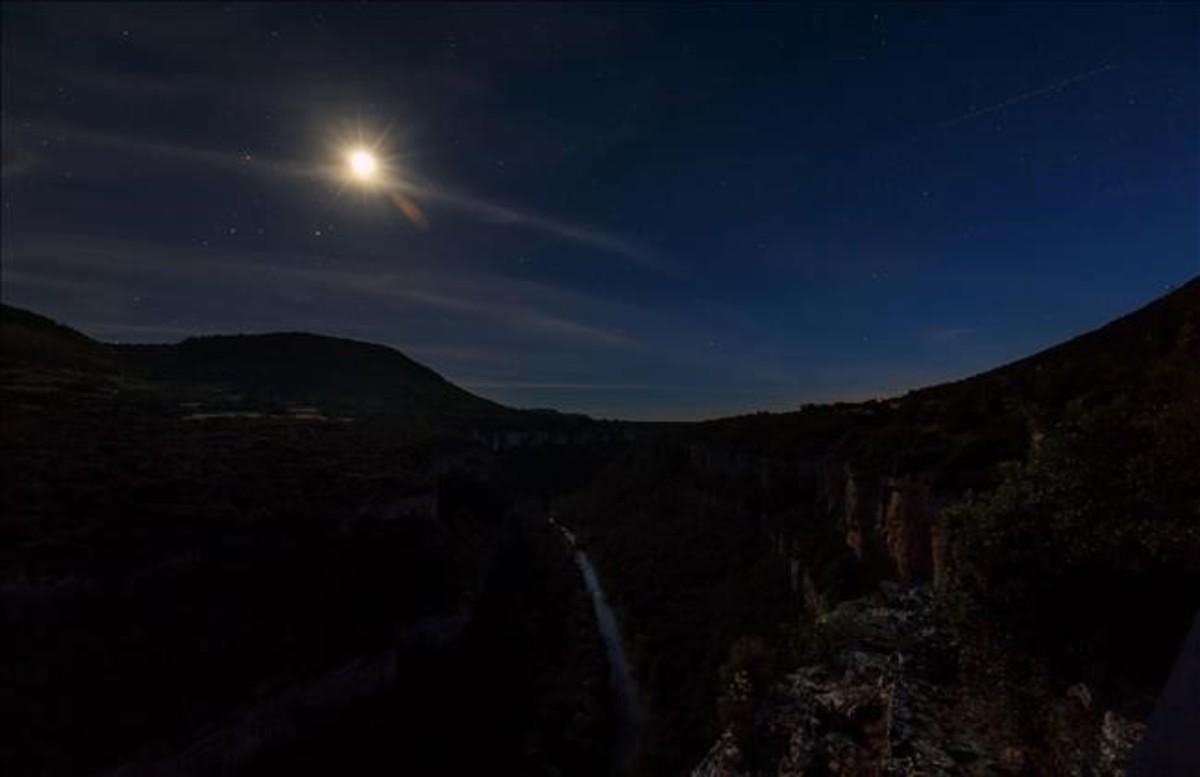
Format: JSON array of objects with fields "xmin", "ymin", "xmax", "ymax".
[
  {"xmin": 6, "ymin": 120, "xmax": 663, "ymax": 268},
  {"xmin": 2, "ymin": 230, "xmax": 983, "ymax": 421},
  {"xmin": 1, "ymin": 232, "xmax": 638, "ymax": 349},
  {"xmin": 395, "ymin": 180, "xmax": 663, "ymax": 268}
]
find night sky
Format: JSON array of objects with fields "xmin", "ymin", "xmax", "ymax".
[{"xmin": 2, "ymin": 3, "xmax": 1197, "ymax": 419}]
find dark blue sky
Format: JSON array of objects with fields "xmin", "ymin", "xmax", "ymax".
[{"xmin": 2, "ymin": 3, "xmax": 1196, "ymax": 419}]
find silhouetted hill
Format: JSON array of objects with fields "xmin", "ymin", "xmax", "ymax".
[
  {"xmin": 0, "ymin": 304, "xmax": 513, "ymax": 426},
  {"xmin": 917, "ymin": 275, "xmax": 1199, "ymax": 414},
  {"xmin": 0, "ymin": 304, "xmax": 114, "ymax": 370},
  {"xmin": 0, "ymin": 306, "xmax": 609, "ymax": 777},
  {"xmin": 119, "ymin": 332, "xmax": 506, "ymax": 417},
  {"xmin": 693, "ymin": 277, "xmax": 1200, "ymax": 483}
]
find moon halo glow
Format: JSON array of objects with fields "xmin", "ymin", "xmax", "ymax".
[
  {"xmin": 330, "ymin": 130, "xmax": 426, "ymax": 227},
  {"xmin": 346, "ymin": 148, "xmax": 378, "ymax": 181}
]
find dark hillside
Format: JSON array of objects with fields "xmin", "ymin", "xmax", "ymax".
[
  {"xmin": 0, "ymin": 306, "xmax": 611, "ymax": 776},
  {"xmin": 696, "ymin": 277, "xmax": 1200, "ymax": 473},
  {"xmin": 1, "ymin": 303, "xmax": 513, "ymax": 426},
  {"xmin": 118, "ymin": 332, "xmax": 509, "ymax": 420},
  {"xmin": 3, "ymin": 279, "xmax": 1196, "ymax": 777},
  {"xmin": 561, "ymin": 278, "xmax": 1200, "ymax": 775},
  {"xmin": 1, "ymin": 305, "xmax": 115, "ymax": 371}
]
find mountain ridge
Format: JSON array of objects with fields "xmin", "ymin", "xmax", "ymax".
[
  {"xmin": 5, "ymin": 273, "xmax": 1198, "ymax": 425},
  {"xmin": 2, "ymin": 278, "xmax": 1198, "ymax": 776},
  {"xmin": 1, "ymin": 303, "xmax": 509, "ymax": 424}
]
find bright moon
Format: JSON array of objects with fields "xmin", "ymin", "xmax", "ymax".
[{"xmin": 347, "ymin": 149, "xmax": 378, "ymax": 180}]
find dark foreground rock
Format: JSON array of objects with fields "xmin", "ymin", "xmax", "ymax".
[{"xmin": 692, "ymin": 585, "xmax": 1147, "ymax": 776}]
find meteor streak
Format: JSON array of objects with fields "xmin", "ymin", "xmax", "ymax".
[{"xmin": 940, "ymin": 63, "xmax": 1116, "ymax": 128}]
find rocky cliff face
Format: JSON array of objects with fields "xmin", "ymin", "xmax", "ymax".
[
  {"xmin": 691, "ymin": 585, "xmax": 1147, "ymax": 777},
  {"xmin": 830, "ymin": 465, "xmax": 940, "ymax": 584},
  {"xmin": 678, "ymin": 446, "xmax": 955, "ymax": 594}
]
